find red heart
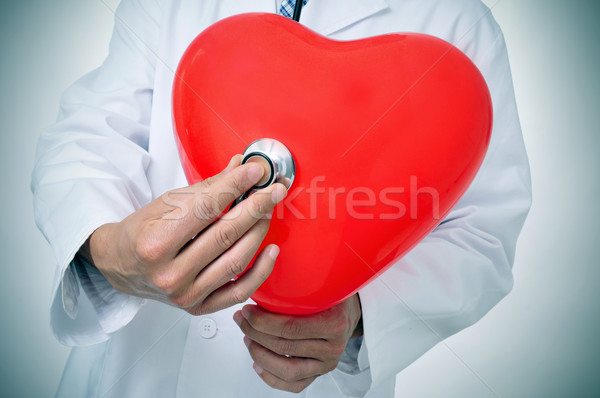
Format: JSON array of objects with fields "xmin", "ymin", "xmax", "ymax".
[{"xmin": 173, "ymin": 13, "xmax": 491, "ymax": 314}]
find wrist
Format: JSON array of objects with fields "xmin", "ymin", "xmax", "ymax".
[
  {"xmin": 351, "ymin": 293, "xmax": 363, "ymax": 338},
  {"xmin": 352, "ymin": 316, "xmax": 363, "ymax": 338},
  {"xmin": 81, "ymin": 223, "xmax": 117, "ymax": 272}
]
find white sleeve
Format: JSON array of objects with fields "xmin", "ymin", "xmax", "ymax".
[
  {"xmin": 356, "ymin": 5, "xmax": 532, "ymax": 393},
  {"xmin": 31, "ymin": 0, "xmax": 162, "ymax": 347}
]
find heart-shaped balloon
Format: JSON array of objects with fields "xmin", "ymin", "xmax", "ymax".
[{"xmin": 173, "ymin": 13, "xmax": 492, "ymax": 314}]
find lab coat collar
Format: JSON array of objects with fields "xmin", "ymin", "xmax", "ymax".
[
  {"xmin": 223, "ymin": 0, "xmax": 275, "ymax": 15},
  {"xmin": 224, "ymin": 0, "xmax": 390, "ymax": 36},
  {"xmin": 302, "ymin": 0, "xmax": 390, "ymax": 36}
]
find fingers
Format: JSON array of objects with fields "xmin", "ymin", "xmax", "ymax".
[
  {"xmin": 175, "ymin": 183, "xmax": 287, "ymax": 277},
  {"xmin": 241, "ymin": 297, "xmax": 362, "ymax": 343},
  {"xmin": 186, "ymin": 244, "xmax": 280, "ymax": 315},
  {"xmin": 240, "ymin": 304, "xmax": 336, "ymax": 340},
  {"xmin": 252, "ymin": 364, "xmax": 317, "ymax": 394},
  {"xmin": 206, "ymin": 154, "xmax": 244, "ymax": 182},
  {"xmin": 180, "ymin": 218, "xmax": 271, "ymax": 306},
  {"xmin": 234, "ymin": 312, "xmax": 331, "ymax": 360},
  {"xmin": 159, "ymin": 160, "xmax": 268, "ymax": 253},
  {"xmin": 243, "ymin": 337, "xmax": 322, "ymax": 393},
  {"xmin": 229, "ymin": 283, "xmax": 363, "ymax": 395}
]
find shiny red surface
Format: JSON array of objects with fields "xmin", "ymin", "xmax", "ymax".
[{"xmin": 172, "ymin": 13, "xmax": 492, "ymax": 314}]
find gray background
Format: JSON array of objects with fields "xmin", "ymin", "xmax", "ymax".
[{"xmin": 1, "ymin": 0, "xmax": 598, "ymax": 397}]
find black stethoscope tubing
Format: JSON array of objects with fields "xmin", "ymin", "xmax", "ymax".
[{"xmin": 292, "ymin": 0, "xmax": 305, "ymax": 22}]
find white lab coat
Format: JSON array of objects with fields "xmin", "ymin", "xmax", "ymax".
[{"xmin": 31, "ymin": 0, "xmax": 531, "ymax": 397}]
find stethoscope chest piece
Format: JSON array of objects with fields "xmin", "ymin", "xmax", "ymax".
[{"xmin": 234, "ymin": 138, "xmax": 295, "ymax": 204}]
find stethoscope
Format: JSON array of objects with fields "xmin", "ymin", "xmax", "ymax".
[
  {"xmin": 233, "ymin": 138, "xmax": 296, "ymax": 206},
  {"xmin": 290, "ymin": 0, "xmax": 306, "ymax": 22},
  {"xmin": 232, "ymin": 1, "xmax": 305, "ymax": 206}
]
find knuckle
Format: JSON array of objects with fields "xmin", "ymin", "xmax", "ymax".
[
  {"xmin": 333, "ymin": 323, "xmax": 347, "ymax": 339},
  {"xmin": 134, "ymin": 236, "xmax": 167, "ymax": 264},
  {"xmin": 274, "ymin": 339, "xmax": 295, "ymax": 357},
  {"xmin": 302, "ymin": 345, "xmax": 319, "ymax": 359},
  {"xmin": 248, "ymin": 194, "xmax": 272, "ymax": 219},
  {"xmin": 229, "ymin": 171, "xmax": 250, "ymax": 196},
  {"xmin": 215, "ymin": 222, "xmax": 241, "ymax": 250},
  {"xmin": 330, "ymin": 342, "xmax": 346, "ymax": 358},
  {"xmin": 243, "ymin": 310, "xmax": 258, "ymax": 328},
  {"xmin": 225, "ymin": 254, "xmax": 246, "ymax": 278},
  {"xmin": 289, "ymin": 382, "xmax": 308, "ymax": 394},
  {"xmin": 281, "ymin": 318, "xmax": 302, "ymax": 339},
  {"xmin": 325, "ymin": 360, "xmax": 338, "ymax": 373},
  {"xmin": 193, "ymin": 194, "xmax": 220, "ymax": 221},
  {"xmin": 329, "ymin": 315, "xmax": 348, "ymax": 337},
  {"xmin": 151, "ymin": 270, "xmax": 180, "ymax": 294},
  {"xmin": 201, "ymin": 175, "xmax": 217, "ymax": 186},
  {"xmin": 251, "ymin": 196, "xmax": 268, "ymax": 215},
  {"xmin": 230, "ymin": 286, "xmax": 251, "ymax": 305}
]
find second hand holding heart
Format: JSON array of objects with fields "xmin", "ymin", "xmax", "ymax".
[{"xmin": 234, "ymin": 294, "xmax": 363, "ymax": 393}]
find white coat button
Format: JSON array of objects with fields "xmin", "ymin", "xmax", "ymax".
[{"xmin": 199, "ymin": 318, "xmax": 217, "ymax": 339}]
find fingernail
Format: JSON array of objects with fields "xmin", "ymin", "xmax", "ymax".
[
  {"xmin": 243, "ymin": 336, "xmax": 251, "ymax": 348},
  {"xmin": 247, "ymin": 164, "xmax": 264, "ymax": 183},
  {"xmin": 233, "ymin": 311, "xmax": 243, "ymax": 326},
  {"xmin": 271, "ymin": 184, "xmax": 287, "ymax": 204},
  {"xmin": 268, "ymin": 245, "xmax": 280, "ymax": 260},
  {"xmin": 253, "ymin": 363, "xmax": 263, "ymax": 375}
]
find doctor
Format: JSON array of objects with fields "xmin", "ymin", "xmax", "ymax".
[{"xmin": 31, "ymin": 0, "xmax": 531, "ymax": 397}]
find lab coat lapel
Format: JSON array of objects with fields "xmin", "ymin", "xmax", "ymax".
[
  {"xmin": 223, "ymin": 0, "xmax": 390, "ymax": 36},
  {"xmin": 301, "ymin": 0, "xmax": 390, "ymax": 36}
]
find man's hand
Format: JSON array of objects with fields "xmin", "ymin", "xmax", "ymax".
[
  {"xmin": 233, "ymin": 294, "xmax": 362, "ymax": 393},
  {"xmin": 80, "ymin": 155, "xmax": 287, "ymax": 315}
]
